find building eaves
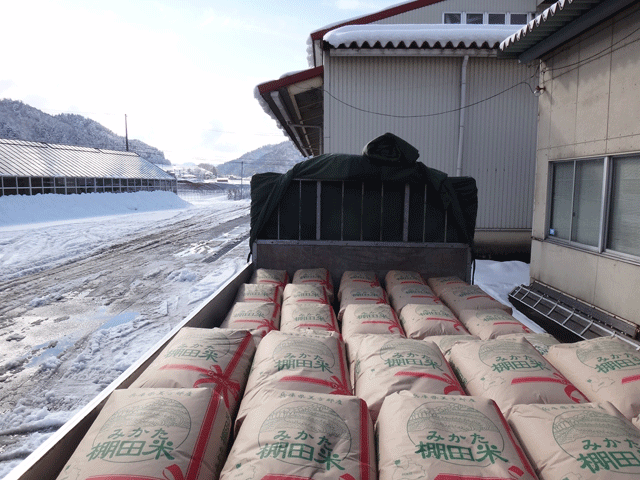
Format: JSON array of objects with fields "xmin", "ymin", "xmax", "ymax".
[
  {"xmin": 255, "ymin": 67, "xmax": 324, "ymax": 158},
  {"xmin": 499, "ymin": 0, "xmax": 637, "ymax": 62},
  {"xmin": 324, "ymin": 24, "xmax": 522, "ymax": 51}
]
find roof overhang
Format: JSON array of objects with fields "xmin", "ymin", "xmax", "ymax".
[
  {"xmin": 255, "ymin": 67, "xmax": 324, "ymax": 158},
  {"xmin": 499, "ymin": 0, "xmax": 638, "ymax": 62},
  {"xmin": 324, "ymin": 24, "xmax": 521, "ymax": 55}
]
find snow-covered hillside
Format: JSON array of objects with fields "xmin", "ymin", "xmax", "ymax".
[{"xmin": 0, "ymin": 99, "xmax": 169, "ymax": 165}]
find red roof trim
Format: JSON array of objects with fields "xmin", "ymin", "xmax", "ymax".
[
  {"xmin": 310, "ymin": 0, "xmax": 446, "ymax": 41},
  {"xmin": 257, "ymin": 66, "xmax": 324, "ymax": 95}
]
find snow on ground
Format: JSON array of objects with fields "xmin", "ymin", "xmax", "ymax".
[{"xmin": 0, "ymin": 191, "xmax": 537, "ymax": 479}]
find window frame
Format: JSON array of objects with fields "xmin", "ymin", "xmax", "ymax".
[{"xmin": 546, "ymin": 154, "xmax": 640, "ymax": 262}]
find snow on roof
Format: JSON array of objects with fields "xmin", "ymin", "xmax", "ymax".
[
  {"xmin": 324, "ymin": 24, "xmax": 522, "ymax": 50},
  {"xmin": 500, "ymin": 0, "xmax": 574, "ymax": 52}
]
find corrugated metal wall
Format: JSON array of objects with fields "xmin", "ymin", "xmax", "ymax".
[
  {"xmin": 324, "ymin": 54, "xmax": 537, "ymax": 230},
  {"xmin": 464, "ymin": 57, "xmax": 538, "ymax": 230},
  {"xmin": 373, "ymin": 0, "xmax": 537, "ymax": 25},
  {"xmin": 325, "ymin": 55, "xmax": 461, "ymax": 175}
]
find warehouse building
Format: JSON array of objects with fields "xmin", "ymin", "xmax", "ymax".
[
  {"xmin": 0, "ymin": 138, "xmax": 176, "ymax": 196},
  {"xmin": 255, "ymin": 0, "xmax": 541, "ymax": 258}
]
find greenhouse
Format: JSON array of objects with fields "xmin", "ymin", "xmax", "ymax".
[{"xmin": 0, "ymin": 138, "xmax": 176, "ymax": 196}]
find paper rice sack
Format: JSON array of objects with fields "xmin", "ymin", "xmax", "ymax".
[
  {"xmin": 399, "ymin": 304, "xmax": 469, "ymax": 338},
  {"xmin": 546, "ymin": 337, "xmax": 640, "ymax": 420},
  {"xmin": 388, "ymin": 284, "xmax": 440, "ymax": 313},
  {"xmin": 236, "ymin": 330, "xmax": 352, "ymax": 428},
  {"xmin": 376, "ymin": 391, "xmax": 538, "ymax": 480},
  {"xmin": 509, "ymin": 402, "xmax": 640, "ymax": 480},
  {"xmin": 344, "ymin": 333, "xmax": 405, "ymax": 389},
  {"xmin": 224, "ymin": 302, "xmax": 281, "ymax": 341},
  {"xmin": 338, "ymin": 285, "xmax": 388, "ymax": 321},
  {"xmin": 341, "ymin": 304, "xmax": 405, "ymax": 339},
  {"xmin": 354, "ymin": 337, "xmax": 464, "ymax": 421},
  {"xmin": 220, "ymin": 389, "xmax": 376, "ymax": 480},
  {"xmin": 499, "ymin": 333, "xmax": 560, "ymax": 357},
  {"xmin": 280, "ymin": 303, "xmax": 339, "ymax": 334},
  {"xmin": 250, "ymin": 268, "xmax": 289, "ymax": 288},
  {"xmin": 426, "ymin": 275, "xmax": 469, "ymax": 297},
  {"xmin": 338, "ymin": 270, "xmax": 380, "ymax": 301},
  {"xmin": 282, "ymin": 283, "xmax": 330, "ymax": 306},
  {"xmin": 458, "ymin": 308, "xmax": 532, "ymax": 340},
  {"xmin": 439, "ymin": 285, "xmax": 513, "ymax": 317},
  {"xmin": 448, "ymin": 337, "xmax": 589, "ymax": 417},
  {"xmin": 56, "ymin": 388, "xmax": 231, "ymax": 480},
  {"xmin": 384, "ymin": 270, "xmax": 426, "ymax": 291},
  {"xmin": 428, "ymin": 334, "xmax": 480, "ymax": 361},
  {"xmin": 129, "ymin": 328, "xmax": 255, "ymax": 414},
  {"xmin": 235, "ymin": 283, "xmax": 282, "ymax": 305},
  {"xmin": 292, "ymin": 267, "xmax": 335, "ymax": 303}
]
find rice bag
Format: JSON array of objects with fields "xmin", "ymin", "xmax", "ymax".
[
  {"xmin": 236, "ymin": 330, "xmax": 351, "ymax": 428},
  {"xmin": 341, "ymin": 304, "xmax": 405, "ymax": 339},
  {"xmin": 338, "ymin": 270, "xmax": 380, "ymax": 301},
  {"xmin": 399, "ymin": 304, "xmax": 469, "ymax": 338},
  {"xmin": 220, "ymin": 389, "xmax": 376, "ymax": 480},
  {"xmin": 224, "ymin": 302, "xmax": 280, "ymax": 341},
  {"xmin": 280, "ymin": 302, "xmax": 339, "ymax": 334},
  {"xmin": 509, "ymin": 402, "xmax": 640, "ymax": 480},
  {"xmin": 458, "ymin": 308, "xmax": 532, "ymax": 340},
  {"xmin": 129, "ymin": 328, "xmax": 255, "ymax": 414},
  {"xmin": 56, "ymin": 388, "xmax": 231, "ymax": 480},
  {"xmin": 250, "ymin": 268, "xmax": 289, "ymax": 288},
  {"xmin": 292, "ymin": 267, "xmax": 335, "ymax": 303},
  {"xmin": 376, "ymin": 391, "xmax": 538, "ymax": 480},
  {"xmin": 354, "ymin": 336, "xmax": 464, "ymax": 421},
  {"xmin": 448, "ymin": 337, "xmax": 589, "ymax": 417},
  {"xmin": 546, "ymin": 337, "xmax": 640, "ymax": 420},
  {"xmin": 388, "ymin": 284, "xmax": 440, "ymax": 313}
]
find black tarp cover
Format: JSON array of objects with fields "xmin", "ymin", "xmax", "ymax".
[{"xmin": 250, "ymin": 133, "xmax": 477, "ymax": 252}]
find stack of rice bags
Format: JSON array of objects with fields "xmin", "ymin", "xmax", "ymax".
[{"xmin": 220, "ymin": 268, "xmax": 377, "ymax": 480}]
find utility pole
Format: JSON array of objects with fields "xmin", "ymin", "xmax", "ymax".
[
  {"xmin": 240, "ymin": 161, "xmax": 244, "ymax": 199},
  {"xmin": 125, "ymin": 114, "xmax": 129, "ymax": 151}
]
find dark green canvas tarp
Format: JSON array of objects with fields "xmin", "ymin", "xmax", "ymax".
[{"xmin": 250, "ymin": 133, "xmax": 477, "ymax": 252}]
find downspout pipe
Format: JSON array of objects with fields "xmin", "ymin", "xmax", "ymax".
[{"xmin": 456, "ymin": 55, "xmax": 469, "ymax": 177}]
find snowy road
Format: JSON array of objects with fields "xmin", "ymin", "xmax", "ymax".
[{"xmin": 0, "ymin": 193, "xmax": 251, "ymax": 477}]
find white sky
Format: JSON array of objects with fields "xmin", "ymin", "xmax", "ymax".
[{"xmin": 0, "ymin": 0, "xmax": 390, "ymax": 165}]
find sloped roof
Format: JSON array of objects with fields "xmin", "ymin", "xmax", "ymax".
[
  {"xmin": 325, "ymin": 24, "xmax": 522, "ymax": 51},
  {"xmin": 255, "ymin": 67, "xmax": 324, "ymax": 158},
  {"xmin": 499, "ymin": 0, "xmax": 636, "ymax": 62},
  {"xmin": 309, "ymin": 0, "xmax": 446, "ymax": 42},
  {"xmin": 0, "ymin": 138, "xmax": 174, "ymax": 179}
]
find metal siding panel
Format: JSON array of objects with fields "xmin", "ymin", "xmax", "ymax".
[
  {"xmin": 462, "ymin": 57, "xmax": 537, "ymax": 229},
  {"xmin": 326, "ymin": 55, "xmax": 460, "ymax": 175},
  {"xmin": 325, "ymin": 54, "xmax": 537, "ymax": 232}
]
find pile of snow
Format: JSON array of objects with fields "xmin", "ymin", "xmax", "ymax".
[{"xmin": 0, "ymin": 191, "xmax": 190, "ymax": 227}]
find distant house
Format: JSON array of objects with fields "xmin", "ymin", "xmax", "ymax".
[
  {"xmin": 501, "ymin": 0, "xmax": 640, "ymax": 343},
  {"xmin": 0, "ymin": 139, "xmax": 177, "ymax": 196},
  {"xmin": 256, "ymin": 0, "xmax": 541, "ymax": 256}
]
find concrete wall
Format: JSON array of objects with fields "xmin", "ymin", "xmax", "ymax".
[{"xmin": 531, "ymin": 3, "xmax": 640, "ymax": 323}]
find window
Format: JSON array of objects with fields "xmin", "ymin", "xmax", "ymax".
[
  {"xmin": 488, "ymin": 13, "xmax": 506, "ymax": 24},
  {"xmin": 608, "ymin": 156, "xmax": 640, "ymax": 256},
  {"xmin": 510, "ymin": 13, "xmax": 528, "ymax": 24},
  {"xmin": 548, "ymin": 156, "xmax": 640, "ymax": 259},
  {"xmin": 444, "ymin": 13, "xmax": 461, "ymax": 24},
  {"xmin": 466, "ymin": 13, "xmax": 483, "ymax": 24}
]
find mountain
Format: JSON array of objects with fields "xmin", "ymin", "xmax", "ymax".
[
  {"xmin": 0, "ymin": 99, "xmax": 169, "ymax": 165},
  {"xmin": 216, "ymin": 141, "xmax": 304, "ymax": 177}
]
